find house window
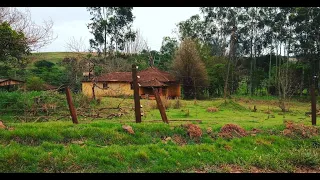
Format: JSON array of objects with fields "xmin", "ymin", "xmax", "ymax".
[{"xmin": 103, "ymin": 82, "xmax": 108, "ymax": 89}]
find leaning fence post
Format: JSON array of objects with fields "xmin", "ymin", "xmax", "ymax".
[
  {"xmin": 65, "ymin": 87, "xmax": 78, "ymax": 124},
  {"xmin": 153, "ymin": 88, "xmax": 169, "ymax": 124}
]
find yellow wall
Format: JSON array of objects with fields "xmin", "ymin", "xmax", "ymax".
[
  {"xmin": 82, "ymin": 82, "xmax": 181, "ymax": 98},
  {"xmin": 82, "ymin": 82, "xmax": 133, "ymax": 97}
]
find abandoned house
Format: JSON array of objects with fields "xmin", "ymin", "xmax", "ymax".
[
  {"xmin": 0, "ymin": 78, "xmax": 25, "ymax": 91},
  {"xmin": 81, "ymin": 66, "xmax": 181, "ymax": 99}
]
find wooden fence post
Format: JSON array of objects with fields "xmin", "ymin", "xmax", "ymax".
[
  {"xmin": 65, "ymin": 87, "xmax": 78, "ymax": 124},
  {"xmin": 132, "ymin": 64, "xmax": 142, "ymax": 123},
  {"xmin": 153, "ymin": 88, "xmax": 169, "ymax": 124}
]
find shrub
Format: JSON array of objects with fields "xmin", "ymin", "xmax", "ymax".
[
  {"xmin": 173, "ymin": 98, "xmax": 183, "ymax": 109},
  {"xmin": 26, "ymin": 76, "xmax": 45, "ymax": 91}
]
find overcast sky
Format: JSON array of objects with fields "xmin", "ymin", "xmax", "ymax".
[{"xmin": 19, "ymin": 7, "xmax": 200, "ymax": 52}]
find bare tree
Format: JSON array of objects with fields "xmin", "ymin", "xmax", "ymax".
[
  {"xmin": 0, "ymin": 7, "xmax": 57, "ymax": 51},
  {"xmin": 123, "ymin": 29, "xmax": 148, "ymax": 54},
  {"xmin": 276, "ymin": 64, "xmax": 301, "ymax": 112},
  {"xmin": 65, "ymin": 36, "xmax": 88, "ymax": 53}
]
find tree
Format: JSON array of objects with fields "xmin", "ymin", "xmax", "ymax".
[
  {"xmin": 31, "ymin": 60, "xmax": 66, "ymax": 87},
  {"xmin": 65, "ymin": 36, "xmax": 88, "ymax": 53},
  {"xmin": 0, "ymin": 22, "xmax": 30, "ymax": 78},
  {"xmin": 61, "ymin": 57, "xmax": 87, "ymax": 92},
  {"xmin": 0, "ymin": 7, "xmax": 56, "ymax": 51},
  {"xmin": 123, "ymin": 29, "xmax": 148, "ymax": 54},
  {"xmin": 158, "ymin": 36, "xmax": 178, "ymax": 71},
  {"xmin": 34, "ymin": 60, "xmax": 55, "ymax": 69},
  {"xmin": 87, "ymin": 7, "xmax": 136, "ymax": 59},
  {"xmin": 172, "ymin": 38, "xmax": 209, "ymax": 99}
]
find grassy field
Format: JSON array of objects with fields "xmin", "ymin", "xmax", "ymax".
[{"xmin": 0, "ymin": 96, "xmax": 320, "ymax": 173}]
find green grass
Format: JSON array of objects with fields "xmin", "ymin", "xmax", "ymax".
[
  {"xmin": 0, "ymin": 96, "xmax": 320, "ymax": 172},
  {"xmin": 28, "ymin": 52, "xmax": 80, "ymax": 64},
  {"xmin": 27, "ymin": 52, "xmax": 87, "ymax": 69}
]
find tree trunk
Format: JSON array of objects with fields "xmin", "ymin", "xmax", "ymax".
[
  {"xmin": 269, "ymin": 44, "xmax": 272, "ymax": 95},
  {"xmin": 300, "ymin": 67, "xmax": 304, "ymax": 97},
  {"xmin": 224, "ymin": 57, "xmax": 231, "ymax": 99}
]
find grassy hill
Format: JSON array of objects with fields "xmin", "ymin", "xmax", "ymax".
[{"xmin": 28, "ymin": 52, "xmax": 78, "ymax": 64}]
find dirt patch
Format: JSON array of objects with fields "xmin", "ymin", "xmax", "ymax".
[
  {"xmin": 122, "ymin": 125, "xmax": 134, "ymax": 134},
  {"xmin": 0, "ymin": 121, "xmax": 6, "ymax": 129},
  {"xmin": 207, "ymin": 107, "xmax": 219, "ymax": 112},
  {"xmin": 219, "ymin": 124, "xmax": 247, "ymax": 139},
  {"xmin": 294, "ymin": 166, "xmax": 320, "ymax": 173},
  {"xmin": 249, "ymin": 128, "xmax": 262, "ymax": 136},
  {"xmin": 193, "ymin": 164, "xmax": 319, "ymax": 173},
  {"xmin": 283, "ymin": 121, "xmax": 318, "ymax": 138},
  {"xmin": 172, "ymin": 134, "xmax": 187, "ymax": 146}
]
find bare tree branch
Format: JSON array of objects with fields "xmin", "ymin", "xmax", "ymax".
[
  {"xmin": 65, "ymin": 36, "xmax": 88, "ymax": 53},
  {"xmin": 0, "ymin": 7, "xmax": 57, "ymax": 51},
  {"xmin": 123, "ymin": 29, "xmax": 148, "ymax": 54}
]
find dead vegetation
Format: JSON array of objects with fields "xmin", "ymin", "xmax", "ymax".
[
  {"xmin": 172, "ymin": 134, "xmax": 187, "ymax": 146},
  {"xmin": 0, "ymin": 121, "xmax": 6, "ymax": 129},
  {"xmin": 219, "ymin": 124, "xmax": 247, "ymax": 139},
  {"xmin": 182, "ymin": 124, "xmax": 202, "ymax": 140},
  {"xmin": 283, "ymin": 121, "xmax": 318, "ymax": 138},
  {"xmin": 207, "ymin": 107, "xmax": 219, "ymax": 113},
  {"xmin": 122, "ymin": 125, "xmax": 134, "ymax": 134}
]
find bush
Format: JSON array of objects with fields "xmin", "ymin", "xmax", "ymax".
[
  {"xmin": 173, "ymin": 98, "xmax": 183, "ymax": 109},
  {"xmin": 26, "ymin": 76, "xmax": 45, "ymax": 91}
]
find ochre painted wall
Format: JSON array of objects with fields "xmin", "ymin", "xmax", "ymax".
[
  {"xmin": 82, "ymin": 82, "xmax": 133, "ymax": 97},
  {"xmin": 82, "ymin": 82, "xmax": 181, "ymax": 98}
]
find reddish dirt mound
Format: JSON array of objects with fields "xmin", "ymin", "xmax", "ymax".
[
  {"xmin": 183, "ymin": 124, "xmax": 202, "ymax": 139},
  {"xmin": 207, "ymin": 107, "xmax": 219, "ymax": 112},
  {"xmin": 0, "ymin": 121, "xmax": 6, "ymax": 129},
  {"xmin": 283, "ymin": 121, "xmax": 318, "ymax": 138},
  {"xmin": 122, "ymin": 125, "xmax": 134, "ymax": 134},
  {"xmin": 219, "ymin": 124, "xmax": 247, "ymax": 139}
]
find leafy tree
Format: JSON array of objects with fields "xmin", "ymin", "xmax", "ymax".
[
  {"xmin": 171, "ymin": 38, "xmax": 209, "ymax": 99},
  {"xmin": 31, "ymin": 60, "xmax": 66, "ymax": 87},
  {"xmin": 0, "ymin": 22, "xmax": 30, "ymax": 78},
  {"xmin": 34, "ymin": 60, "xmax": 55, "ymax": 69},
  {"xmin": 158, "ymin": 36, "xmax": 178, "ymax": 71},
  {"xmin": 87, "ymin": 7, "xmax": 136, "ymax": 59}
]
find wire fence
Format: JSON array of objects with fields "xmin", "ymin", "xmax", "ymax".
[{"xmin": 0, "ymin": 86, "xmax": 140, "ymax": 123}]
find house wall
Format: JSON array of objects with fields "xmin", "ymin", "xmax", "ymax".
[
  {"xmin": 82, "ymin": 82, "xmax": 133, "ymax": 97},
  {"xmin": 167, "ymin": 84, "xmax": 181, "ymax": 98},
  {"xmin": 139, "ymin": 84, "xmax": 181, "ymax": 98},
  {"xmin": 82, "ymin": 82, "xmax": 181, "ymax": 98},
  {"xmin": 0, "ymin": 80, "xmax": 23, "ymax": 87}
]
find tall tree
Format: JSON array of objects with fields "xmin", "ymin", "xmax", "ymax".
[
  {"xmin": 158, "ymin": 36, "xmax": 178, "ymax": 71},
  {"xmin": 87, "ymin": 7, "xmax": 136, "ymax": 59},
  {"xmin": 172, "ymin": 38, "xmax": 209, "ymax": 99}
]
